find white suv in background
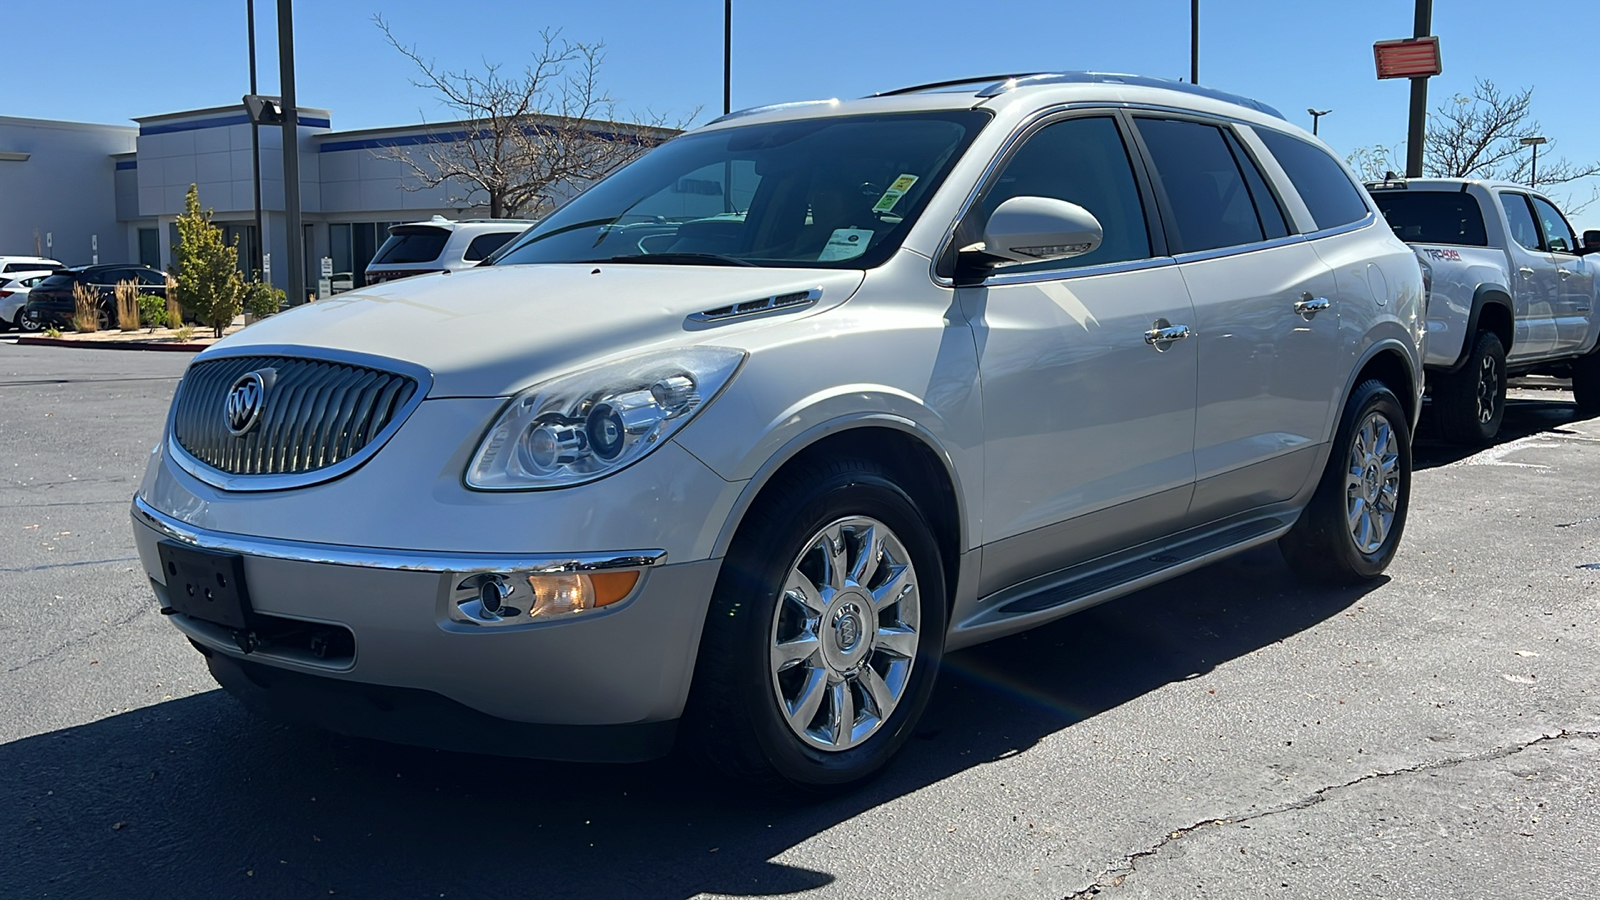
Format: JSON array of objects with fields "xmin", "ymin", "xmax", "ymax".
[
  {"xmin": 0, "ymin": 256, "xmax": 62, "ymax": 276},
  {"xmin": 363, "ymin": 216, "xmax": 535, "ymax": 285}
]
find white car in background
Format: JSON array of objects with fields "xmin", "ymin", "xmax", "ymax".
[
  {"xmin": 363, "ymin": 217, "xmax": 535, "ymax": 285},
  {"xmin": 0, "ymin": 256, "xmax": 62, "ymax": 276},
  {"xmin": 1, "ymin": 270, "xmax": 54, "ymax": 331}
]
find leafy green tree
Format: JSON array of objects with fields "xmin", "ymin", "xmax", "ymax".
[{"xmin": 170, "ymin": 184, "xmax": 245, "ymax": 337}]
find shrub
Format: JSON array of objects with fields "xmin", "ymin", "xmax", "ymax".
[
  {"xmin": 170, "ymin": 184, "xmax": 245, "ymax": 337},
  {"xmin": 114, "ymin": 280, "xmax": 141, "ymax": 332},
  {"xmin": 138, "ymin": 294, "xmax": 167, "ymax": 332},
  {"xmin": 243, "ymin": 281, "xmax": 286, "ymax": 320},
  {"xmin": 166, "ymin": 293, "xmax": 183, "ymax": 330},
  {"xmin": 173, "ymin": 325, "xmax": 195, "ymax": 342},
  {"xmin": 44, "ymin": 326, "xmax": 62, "ymax": 338},
  {"xmin": 71, "ymin": 282, "xmax": 101, "ymax": 333}
]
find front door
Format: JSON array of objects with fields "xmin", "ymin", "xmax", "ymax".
[
  {"xmin": 954, "ymin": 113, "xmax": 1198, "ymax": 595},
  {"xmin": 1530, "ymin": 194, "xmax": 1594, "ymax": 355}
]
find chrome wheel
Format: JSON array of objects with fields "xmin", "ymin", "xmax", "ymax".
[
  {"xmin": 17, "ymin": 309, "xmax": 41, "ymax": 332},
  {"xmin": 769, "ymin": 516, "xmax": 920, "ymax": 752},
  {"xmin": 1476, "ymin": 353, "xmax": 1499, "ymax": 424},
  {"xmin": 1345, "ymin": 411, "xmax": 1401, "ymax": 555}
]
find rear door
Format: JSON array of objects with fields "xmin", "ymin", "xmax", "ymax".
[
  {"xmin": 1132, "ymin": 116, "xmax": 1342, "ymax": 520},
  {"xmin": 1529, "ymin": 194, "xmax": 1594, "ymax": 354},
  {"xmin": 1497, "ymin": 191, "xmax": 1558, "ymax": 360}
]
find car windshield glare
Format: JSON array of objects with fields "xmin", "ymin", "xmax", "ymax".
[{"xmin": 492, "ymin": 110, "xmax": 990, "ymax": 270}]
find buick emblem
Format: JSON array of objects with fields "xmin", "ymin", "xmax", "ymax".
[{"xmin": 225, "ymin": 372, "xmax": 267, "ymax": 436}]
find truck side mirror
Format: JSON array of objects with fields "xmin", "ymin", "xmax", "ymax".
[{"xmin": 1584, "ymin": 230, "xmax": 1600, "ymax": 254}]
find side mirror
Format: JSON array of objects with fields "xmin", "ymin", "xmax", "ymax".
[
  {"xmin": 1584, "ymin": 230, "xmax": 1600, "ymax": 254},
  {"xmin": 967, "ymin": 196, "xmax": 1103, "ymax": 267}
]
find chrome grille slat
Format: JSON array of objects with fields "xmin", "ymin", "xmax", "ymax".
[{"xmin": 171, "ymin": 355, "xmax": 419, "ymax": 482}]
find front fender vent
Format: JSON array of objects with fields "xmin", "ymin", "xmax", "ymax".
[{"xmin": 688, "ymin": 287, "xmax": 822, "ymax": 323}]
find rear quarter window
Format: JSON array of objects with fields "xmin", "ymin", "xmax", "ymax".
[
  {"xmin": 1256, "ymin": 129, "xmax": 1371, "ymax": 231},
  {"xmin": 1371, "ymin": 191, "xmax": 1488, "ymax": 246},
  {"xmin": 372, "ymin": 228, "xmax": 451, "ymax": 265},
  {"xmin": 463, "ymin": 231, "xmax": 520, "ymax": 262}
]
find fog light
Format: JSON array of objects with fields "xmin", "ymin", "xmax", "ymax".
[{"xmin": 526, "ymin": 571, "xmax": 639, "ymax": 616}]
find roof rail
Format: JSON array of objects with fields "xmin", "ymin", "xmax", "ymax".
[
  {"xmin": 975, "ymin": 72, "xmax": 1286, "ymax": 120},
  {"xmin": 873, "ymin": 73, "xmax": 1047, "ymax": 97}
]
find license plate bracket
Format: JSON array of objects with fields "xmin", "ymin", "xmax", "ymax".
[{"xmin": 157, "ymin": 541, "xmax": 255, "ymax": 631}]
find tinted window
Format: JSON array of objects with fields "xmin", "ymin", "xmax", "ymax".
[
  {"xmin": 372, "ymin": 227, "xmax": 451, "ymax": 265},
  {"xmin": 37, "ymin": 273, "xmax": 75, "ymax": 289},
  {"xmin": 1500, "ymin": 193, "xmax": 1541, "ymax": 250},
  {"xmin": 136, "ymin": 269, "xmax": 168, "ymax": 287},
  {"xmin": 1531, "ymin": 196, "xmax": 1576, "ymax": 253},
  {"xmin": 1224, "ymin": 129, "xmax": 1289, "ymax": 239},
  {"xmin": 1256, "ymin": 128, "xmax": 1370, "ymax": 230},
  {"xmin": 1136, "ymin": 118, "xmax": 1263, "ymax": 253},
  {"xmin": 1371, "ymin": 191, "xmax": 1488, "ymax": 246},
  {"xmin": 974, "ymin": 116, "xmax": 1151, "ymax": 271},
  {"xmin": 463, "ymin": 231, "xmax": 519, "ymax": 262}
]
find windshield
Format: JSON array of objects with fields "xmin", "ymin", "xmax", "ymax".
[{"xmin": 491, "ymin": 110, "xmax": 989, "ymax": 269}]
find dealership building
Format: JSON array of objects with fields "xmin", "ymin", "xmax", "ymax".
[{"xmin": 0, "ymin": 103, "xmax": 648, "ymax": 293}]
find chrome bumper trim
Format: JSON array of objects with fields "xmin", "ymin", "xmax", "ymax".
[{"xmin": 132, "ymin": 496, "xmax": 667, "ymax": 574}]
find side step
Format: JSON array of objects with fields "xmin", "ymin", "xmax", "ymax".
[{"xmin": 997, "ymin": 517, "xmax": 1287, "ymax": 617}]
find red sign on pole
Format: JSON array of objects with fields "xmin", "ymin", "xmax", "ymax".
[{"xmin": 1374, "ymin": 37, "xmax": 1442, "ymax": 79}]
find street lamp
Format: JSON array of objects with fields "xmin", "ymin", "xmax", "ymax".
[
  {"xmin": 1308, "ymin": 108, "xmax": 1332, "ymax": 136},
  {"xmin": 1521, "ymin": 135, "xmax": 1548, "ymax": 189}
]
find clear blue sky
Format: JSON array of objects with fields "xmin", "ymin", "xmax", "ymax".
[{"xmin": 5, "ymin": 0, "xmax": 1597, "ymax": 223}]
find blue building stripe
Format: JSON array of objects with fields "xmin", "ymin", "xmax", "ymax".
[
  {"xmin": 318, "ymin": 126, "xmax": 641, "ymax": 153},
  {"xmin": 115, "ymin": 159, "xmax": 137, "ymax": 170},
  {"xmin": 141, "ymin": 114, "xmax": 331, "ymax": 135}
]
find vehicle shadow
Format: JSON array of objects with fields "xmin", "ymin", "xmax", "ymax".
[
  {"xmin": 1413, "ymin": 390, "xmax": 1591, "ymax": 471},
  {"xmin": 0, "ymin": 546, "xmax": 1375, "ymax": 899}
]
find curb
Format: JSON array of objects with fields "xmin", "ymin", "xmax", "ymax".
[{"xmin": 13, "ymin": 336, "xmax": 210, "ymax": 353}]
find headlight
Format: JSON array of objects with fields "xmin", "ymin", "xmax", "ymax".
[{"xmin": 466, "ymin": 347, "xmax": 745, "ymax": 490}]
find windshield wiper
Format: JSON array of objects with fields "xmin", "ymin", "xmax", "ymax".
[{"xmin": 593, "ymin": 253, "xmax": 758, "ymax": 267}]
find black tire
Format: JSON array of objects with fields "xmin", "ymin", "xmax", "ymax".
[
  {"xmin": 1431, "ymin": 330, "xmax": 1506, "ymax": 445},
  {"xmin": 1281, "ymin": 379, "xmax": 1412, "ymax": 585},
  {"xmin": 1572, "ymin": 348, "xmax": 1600, "ymax": 417},
  {"xmin": 16, "ymin": 309, "xmax": 42, "ymax": 332},
  {"xmin": 682, "ymin": 457, "xmax": 947, "ymax": 793}
]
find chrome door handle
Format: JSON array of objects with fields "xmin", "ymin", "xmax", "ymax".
[
  {"xmin": 1519, "ymin": 266, "xmax": 1537, "ymax": 277},
  {"xmin": 1560, "ymin": 268, "xmax": 1572, "ymax": 279},
  {"xmin": 1144, "ymin": 323, "xmax": 1191, "ymax": 350},
  {"xmin": 1294, "ymin": 294, "xmax": 1332, "ymax": 316}
]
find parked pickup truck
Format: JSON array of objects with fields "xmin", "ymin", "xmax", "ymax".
[{"xmin": 1369, "ymin": 178, "xmax": 1600, "ymax": 443}]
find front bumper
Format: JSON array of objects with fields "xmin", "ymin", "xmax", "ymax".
[{"xmin": 132, "ymin": 497, "xmax": 722, "ymax": 760}]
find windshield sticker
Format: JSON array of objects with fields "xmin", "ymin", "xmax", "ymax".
[
  {"xmin": 871, "ymin": 174, "xmax": 920, "ymax": 214},
  {"xmin": 818, "ymin": 228, "xmax": 875, "ymax": 261}
]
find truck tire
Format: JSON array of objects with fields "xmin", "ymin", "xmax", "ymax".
[
  {"xmin": 1281, "ymin": 380, "xmax": 1411, "ymax": 585},
  {"xmin": 1432, "ymin": 331, "xmax": 1506, "ymax": 445},
  {"xmin": 1573, "ymin": 349, "xmax": 1600, "ymax": 417}
]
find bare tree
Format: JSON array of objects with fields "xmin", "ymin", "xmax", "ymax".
[
  {"xmin": 1424, "ymin": 79, "xmax": 1600, "ymax": 188},
  {"xmin": 374, "ymin": 16, "xmax": 687, "ymax": 218}
]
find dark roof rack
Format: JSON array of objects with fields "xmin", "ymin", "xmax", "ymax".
[
  {"xmin": 974, "ymin": 72, "xmax": 1285, "ymax": 120},
  {"xmin": 873, "ymin": 73, "xmax": 1047, "ymax": 97}
]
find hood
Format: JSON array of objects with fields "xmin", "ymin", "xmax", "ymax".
[{"xmin": 208, "ymin": 263, "xmax": 865, "ymax": 397}]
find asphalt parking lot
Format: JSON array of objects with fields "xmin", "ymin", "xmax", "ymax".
[{"xmin": 2, "ymin": 342, "xmax": 1596, "ymax": 899}]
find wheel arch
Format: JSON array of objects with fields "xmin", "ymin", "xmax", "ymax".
[
  {"xmin": 1447, "ymin": 285, "xmax": 1514, "ymax": 371},
  {"xmin": 709, "ymin": 415, "xmax": 968, "ymax": 612},
  {"xmin": 1344, "ymin": 339, "xmax": 1421, "ymax": 433}
]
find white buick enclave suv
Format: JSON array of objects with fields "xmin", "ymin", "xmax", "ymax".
[{"xmin": 133, "ymin": 73, "xmax": 1425, "ymax": 791}]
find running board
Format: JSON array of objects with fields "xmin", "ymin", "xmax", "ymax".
[{"xmin": 953, "ymin": 514, "xmax": 1291, "ymax": 643}]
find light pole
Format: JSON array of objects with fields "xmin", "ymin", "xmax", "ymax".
[
  {"xmin": 1308, "ymin": 108, "xmax": 1331, "ymax": 136},
  {"xmin": 1404, "ymin": 0, "xmax": 1433, "ymax": 178},
  {"xmin": 276, "ymin": 0, "xmax": 305, "ymax": 307},
  {"xmin": 1521, "ymin": 135, "xmax": 1547, "ymax": 189},
  {"xmin": 1190, "ymin": 0, "xmax": 1199, "ymax": 85},
  {"xmin": 246, "ymin": 0, "xmax": 263, "ymax": 281},
  {"xmin": 723, "ymin": 0, "xmax": 731, "ymax": 115}
]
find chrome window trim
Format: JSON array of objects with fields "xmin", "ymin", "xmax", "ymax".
[
  {"xmin": 166, "ymin": 345, "xmax": 434, "ymax": 493},
  {"xmin": 1170, "ymin": 233, "xmax": 1309, "ymax": 266},
  {"xmin": 976, "ymin": 255, "xmax": 1178, "ymax": 287},
  {"xmin": 1301, "ymin": 211, "xmax": 1378, "ymax": 242},
  {"xmin": 134, "ymin": 496, "xmax": 667, "ymax": 574}
]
